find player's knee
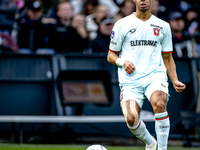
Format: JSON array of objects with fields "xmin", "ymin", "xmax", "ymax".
[
  {"xmin": 153, "ymin": 101, "xmax": 166, "ymax": 113},
  {"xmin": 126, "ymin": 113, "xmax": 136, "ymax": 127}
]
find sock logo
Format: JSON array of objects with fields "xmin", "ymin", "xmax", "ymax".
[{"xmin": 159, "ymin": 125, "xmax": 170, "ymax": 129}]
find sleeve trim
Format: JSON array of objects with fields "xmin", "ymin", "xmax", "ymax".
[
  {"xmin": 162, "ymin": 51, "xmax": 173, "ymax": 53},
  {"xmin": 109, "ymin": 49, "xmax": 121, "ymax": 53}
]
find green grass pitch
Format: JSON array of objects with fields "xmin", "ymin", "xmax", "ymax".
[{"xmin": 0, "ymin": 144, "xmax": 199, "ymax": 150}]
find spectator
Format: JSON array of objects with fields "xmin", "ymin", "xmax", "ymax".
[
  {"xmin": 71, "ymin": 14, "xmax": 89, "ymax": 39},
  {"xmin": 118, "ymin": 0, "xmax": 135, "ymax": 17},
  {"xmin": 184, "ymin": 5, "xmax": 200, "ymax": 55},
  {"xmin": 0, "ymin": 0, "xmax": 18, "ymax": 32},
  {"xmin": 0, "ymin": 30, "xmax": 18, "ymax": 53},
  {"xmin": 184, "ymin": 5, "xmax": 200, "ymax": 35},
  {"xmin": 151, "ymin": 0, "xmax": 160, "ymax": 16},
  {"xmin": 52, "ymin": 0, "xmax": 87, "ymax": 53},
  {"xmin": 0, "ymin": 0, "xmax": 21, "ymax": 53},
  {"xmin": 71, "ymin": 13, "xmax": 89, "ymax": 50},
  {"xmin": 113, "ymin": 12, "xmax": 123, "ymax": 22},
  {"xmin": 82, "ymin": 0, "xmax": 99, "ymax": 16},
  {"xmin": 168, "ymin": 11, "xmax": 198, "ymax": 58},
  {"xmin": 55, "ymin": 0, "xmax": 73, "ymax": 27},
  {"xmin": 151, "ymin": 0, "xmax": 166, "ymax": 20},
  {"xmin": 17, "ymin": 0, "xmax": 56, "ymax": 52},
  {"xmin": 85, "ymin": 4, "xmax": 109, "ymax": 40},
  {"xmin": 90, "ymin": 17, "xmax": 114, "ymax": 53},
  {"xmin": 74, "ymin": 0, "xmax": 118, "ymax": 17},
  {"xmin": 99, "ymin": 0, "xmax": 119, "ymax": 17}
]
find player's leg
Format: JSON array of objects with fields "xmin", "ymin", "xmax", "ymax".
[
  {"xmin": 121, "ymin": 100, "xmax": 156, "ymax": 147},
  {"xmin": 150, "ymin": 91, "xmax": 169, "ymax": 150},
  {"xmin": 145, "ymin": 79, "xmax": 170, "ymax": 150}
]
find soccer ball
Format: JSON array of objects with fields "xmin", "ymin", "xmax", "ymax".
[{"xmin": 86, "ymin": 144, "xmax": 107, "ymax": 150}]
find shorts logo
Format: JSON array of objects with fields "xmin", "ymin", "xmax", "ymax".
[
  {"xmin": 111, "ymin": 31, "xmax": 115, "ymax": 39},
  {"xmin": 120, "ymin": 93, "xmax": 123, "ymax": 102},
  {"xmin": 154, "ymin": 28, "xmax": 160, "ymax": 36},
  {"xmin": 161, "ymin": 83, "xmax": 166, "ymax": 88}
]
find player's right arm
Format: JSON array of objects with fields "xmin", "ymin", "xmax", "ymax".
[
  {"xmin": 108, "ymin": 19, "xmax": 135, "ymax": 74},
  {"xmin": 107, "ymin": 50, "xmax": 135, "ymax": 74},
  {"xmin": 107, "ymin": 50, "xmax": 119, "ymax": 65}
]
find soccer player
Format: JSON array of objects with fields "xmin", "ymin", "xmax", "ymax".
[{"xmin": 107, "ymin": 0, "xmax": 186, "ymax": 150}]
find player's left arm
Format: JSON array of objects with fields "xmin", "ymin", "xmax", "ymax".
[{"xmin": 162, "ymin": 52, "xmax": 186, "ymax": 93}]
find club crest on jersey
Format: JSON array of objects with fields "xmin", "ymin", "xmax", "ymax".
[
  {"xmin": 130, "ymin": 28, "xmax": 136, "ymax": 34},
  {"xmin": 154, "ymin": 28, "xmax": 160, "ymax": 36},
  {"xmin": 111, "ymin": 31, "xmax": 115, "ymax": 39}
]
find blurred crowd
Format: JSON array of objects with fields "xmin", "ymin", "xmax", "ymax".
[{"xmin": 0, "ymin": 0, "xmax": 200, "ymax": 58}]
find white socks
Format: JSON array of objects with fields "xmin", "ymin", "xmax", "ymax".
[
  {"xmin": 128, "ymin": 120, "xmax": 154, "ymax": 145},
  {"xmin": 155, "ymin": 111, "xmax": 170, "ymax": 150},
  {"xmin": 127, "ymin": 111, "xmax": 170, "ymax": 150}
]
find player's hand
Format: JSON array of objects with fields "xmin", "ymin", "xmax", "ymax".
[
  {"xmin": 173, "ymin": 80, "xmax": 186, "ymax": 93},
  {"xmin": 123, "ymin": 61, "xmax": 136, "ymax": 74}
]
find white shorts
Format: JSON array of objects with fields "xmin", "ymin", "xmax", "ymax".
[{"xmin": 120, "ymin": 79, "xmax": 169, "ymax": 108}]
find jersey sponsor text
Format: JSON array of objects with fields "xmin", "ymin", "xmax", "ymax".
[{"xmin": 130, "ymin": 40, "xmax": 158, "ymax": 47}]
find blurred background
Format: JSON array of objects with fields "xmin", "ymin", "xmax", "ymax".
[{"xmin": 0, "ymin": 0, "xmax": 200, "ymax": 148}]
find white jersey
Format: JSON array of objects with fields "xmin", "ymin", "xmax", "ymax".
[{"xmin": 109, "ymin": 13, "xmax": 173, "ymax": 87}]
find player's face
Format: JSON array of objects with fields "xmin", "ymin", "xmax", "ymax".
[{"xmin": 133, "ymin": 0, "xmax": 154, "ymax": 13}]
